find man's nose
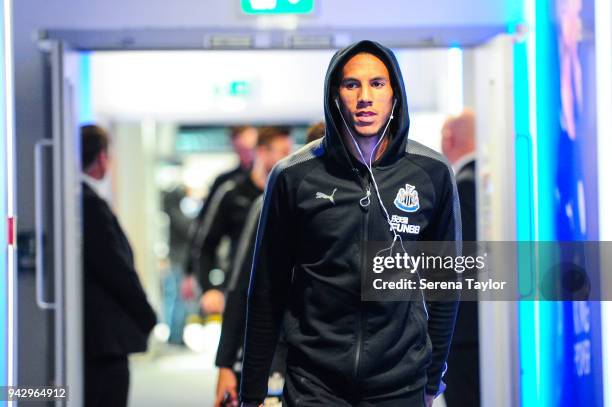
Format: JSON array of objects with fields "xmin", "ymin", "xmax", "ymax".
[{"xmin": 358, "ymin": 86, "xmax": 373, "ymax": 105}]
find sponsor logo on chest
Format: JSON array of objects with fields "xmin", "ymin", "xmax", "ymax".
[{"xmin": 390, "ymin": 214, "xmax": 420, "ymax": 235}]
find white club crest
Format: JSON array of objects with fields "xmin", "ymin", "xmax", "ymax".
[{"xmin": 393, "ymin": 184, "xmax": 419, "ymax": 212}]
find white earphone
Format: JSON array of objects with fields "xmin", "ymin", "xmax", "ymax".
[{"xmin": 334, "ymin": 96, "xmax": 429, "ymax": 318}]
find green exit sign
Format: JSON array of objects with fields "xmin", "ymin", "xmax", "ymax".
[{"xmin": 241, "ymin": 0, "xmax": 314, "ymax": 15}]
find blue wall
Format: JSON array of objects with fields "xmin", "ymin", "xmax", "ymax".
[{"xmin": 519, "ymin": 0, "xmax": 604, "ymax": 406}]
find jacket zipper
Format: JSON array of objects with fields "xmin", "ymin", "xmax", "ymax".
[{"xmin": 353, "ymin": 173, "xmax": 370, "ymax": 382}]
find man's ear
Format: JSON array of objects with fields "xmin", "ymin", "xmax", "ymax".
[{"xmin": 334, "ymin": 95, "xmax": 342, "ymax": 110}]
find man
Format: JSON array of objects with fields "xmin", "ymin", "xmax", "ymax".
[
  {"xmin": 441, "ymin": 109, "xmax": 480, "ymax": 407},
  {"xmin": 214, "ymin": 124, "xmax": 325, "ymax": 407},
  {"xmin": 81, "ymin": 124, "xmax": 157, "ymax": 407},
  {"xmin": 193, "ymin": 127, "xmax": 292, "ymax": 315},
  {"xmin": 240, "ymin": 41, "xmax": 460, "ymax": 407},
  {"xmin": 161, "ymin": 183, "xmax": 193, "ymax": 344},
  {"xmin": 181, "ymin": 126, "xmax": 258, "ymax": 299}
]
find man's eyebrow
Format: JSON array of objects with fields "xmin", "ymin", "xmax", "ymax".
[{"xmin": 341, "ymin": 76, "xmax": 388, "ymax": 82}]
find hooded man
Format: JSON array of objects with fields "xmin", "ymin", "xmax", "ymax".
[{"xmin": 239, "ymin": 41, "xmax": 461, "ymax": 407}]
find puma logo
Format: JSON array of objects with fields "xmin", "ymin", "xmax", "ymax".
[{"xmin": 316, "ymin": 188, "xmax": 338, "ymax": 205}]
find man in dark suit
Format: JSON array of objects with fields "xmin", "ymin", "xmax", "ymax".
[
  {"xmin": 441, "ymin": 109, "xmax": 479, "ymax": 407},
  {"xmin": 81, "ymin": 124, "xmax": 157, "ymax": 407}
]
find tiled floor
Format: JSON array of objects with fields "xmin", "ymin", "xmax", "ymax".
[
  {"xmin": 129, "ymin": 344, "xmax": 218, "ymax": 407},
  {"xmin": 127, "ymin": 340, "xmax": 448, "ymax": 407}
]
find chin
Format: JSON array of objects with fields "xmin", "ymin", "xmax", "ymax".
[{"xmin": 354, "ymin": 128, "xmax": 382, "ymax": 137}]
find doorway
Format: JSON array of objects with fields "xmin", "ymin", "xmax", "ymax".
[{"xmin": 31, "ymin": 31, "xmax": 517, "ymax": 407}]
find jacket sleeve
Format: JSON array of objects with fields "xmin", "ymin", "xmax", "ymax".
[
  {"xmin": 83, "ymin": 197, "xmax": 157, "ymax": 335},
  {"xmin": 216, "ymin": 199, "xmax": 262, "ymax": 368},
  {"xmin": 423, "ymin": 165, "xmax": 462, "ymax": 396},
  {"xmin": 457, "ymin": 176, "xmax": 476, "ymax": 242},
  {"xmin": 193, "ymin": 185, "xmax": 234, "ymax": 292},
  {"xmin": 184, "ymin": 175, "xmax": 229, "ymax": 276},
  {"xmin": 216, "ymin": 283, "xmax": 249, "ymax": 368},
  {"xmin": 239, "ymin": 169, "xmax": 294, "ymax": 404}
]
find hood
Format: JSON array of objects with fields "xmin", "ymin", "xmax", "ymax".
[{"xmin": 323, "ymin": 40, "xmax": 410, "ymax": 169}]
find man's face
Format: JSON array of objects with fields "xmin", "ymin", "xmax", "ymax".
[
  {"xmin": 89, "ymin": 149, "xmax": 109, "ymax": 180},
  {"xmin": 441, "ymin": 122, "xmax": 453, "ymax": 158},
  {"xmin": 232, "ymin": 127, "xmax": 258, "ymax": 168},
  {"xmin": 260, "ymin": 136, "xmax": 292, "ymax": 175},
  {"xmin": 338, "ymin": 53, "xmax": 394, "ymax": 137}
]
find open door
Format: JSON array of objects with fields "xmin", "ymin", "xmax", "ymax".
[
  {"xmin": 33, "ymin": 40, "xmax": 83, "ymax": 406},
  {"xmin": 50, "ymin": 39, "xmax": 83, "ymax": 407}
]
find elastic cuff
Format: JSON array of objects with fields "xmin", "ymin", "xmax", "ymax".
[{"xmin": 426, "ymin": 379, "xmax": 446, "ymax": 396}]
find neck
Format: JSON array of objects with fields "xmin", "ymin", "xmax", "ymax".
[
  {"xmin": 85, "ymin": 167, "xmax": 103, "ymax": 180},
  {"xmin": 342, "ymin": 130, "xmax": 388, "ymax": 165},
  {"xmin": 250, "ymin": 160, "xmax": 267, "ymax": 191},
  {"xmin": 240, "ymin": 159, "xmax": 251, "ymax": 171}
]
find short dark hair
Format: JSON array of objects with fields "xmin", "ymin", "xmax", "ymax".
[
  {"xmin": 257, "ymin": 126, "xmax": 291, "ymax": 147},
  {"xmin": 229, "ymin": 125, "xmax": 255, "ymax": 140},
  {"xmin": 306, "ymin": 121, "xmax": 325, "ymax": 143},
  {"xmin": 81, "ymin": 124, "xmax": 109, "ymax": 170}
]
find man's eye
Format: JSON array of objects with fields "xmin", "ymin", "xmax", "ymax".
[
  {"xmin": 372, "ymin": 81, "xmax": 386, "ymax": 88},
  {"xmin": 345, "ymin": 83, "xmax": 358, "ymax": 89}
]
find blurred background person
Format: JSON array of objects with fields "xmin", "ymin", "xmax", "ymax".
[
  {"xmin": 181, "ymin": 126, "xmax": 258, "ymax": 301},
  {"xmin": 214, "ymin": 122, "xmax": 324, "ymax": 407},
  {"xmin": 160, "ymin": 180, "xmax": 193, "ymax": 344},
  {"xmin": 305, "ymin": 121, "xmax": 325, "ymax": 143},
  {"xmin": 193, "ymin": 126, "xmax": 292, "ymax": 316},
  {"xmin": 441, "ymin": 109, "xmax": 480, "ymax": 407},
  {"xmin": 81, "ymin": 124, "xmax": 157, "ymax": 407}
]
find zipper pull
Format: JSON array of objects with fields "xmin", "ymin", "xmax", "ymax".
[{"xmin": 359, "ymin": 187, "xmax": 371, "ymax": 209}]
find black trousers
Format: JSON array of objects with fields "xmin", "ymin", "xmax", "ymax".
[
  {"xmin": 85, "ymin": 356, "xmax": 130, "ymax": 407},
  {"xmin": 444, "ymin": 345, "xmax": 480, "ymax": 407},
  {"xmin": 283, "ymin": 369, "xmax": 426, "ymax": 407}
]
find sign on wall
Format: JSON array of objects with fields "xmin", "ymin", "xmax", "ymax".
[{"xmin": 240, "ymin": 0, "xmax": 314, "ymax": 15}]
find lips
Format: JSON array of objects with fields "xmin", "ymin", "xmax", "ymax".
[{"xmin": 355, "ymin": 111, "xmax": 377, "ymax": 126}]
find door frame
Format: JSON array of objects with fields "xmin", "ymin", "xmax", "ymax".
[{"xmin": 39, "ymin": 27, "xmax": 518, "ymax": 407}]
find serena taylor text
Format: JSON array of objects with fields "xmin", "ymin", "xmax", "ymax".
[{"xmin": 372, "ymin": 278, "xmax": 507, "ymax": 292}]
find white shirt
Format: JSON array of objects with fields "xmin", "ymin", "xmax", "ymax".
[
  {"xmin": 452, "ymin": 152, "xmax": 476, "ymax": 175},
  {"xmin": 81, "ymin": 173, "xmax": 112, "ymax": 202},
  {"xmin": 82, "ymin": 173, "xmax": 100, "ymax": 193}
]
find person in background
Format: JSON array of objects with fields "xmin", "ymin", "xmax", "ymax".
[
  {"xmin": 305, "ymin": 121, "xmax": 325, "ymax": 143},
  {"xmin": 194, "ymin": 127, "xmax": 292, "ymax": 316},
  {"xmin": 181, "ymin": 126, "xmax": 258, "ymax": 300},
  {"xmin": 81, "ymin": 124, "xmax": 157, "ymax": 407},
  {"xmin": 441, "ymin": 109, "xmax": 480, "ymax": 407},
  {"xmin": 214, "ymin": 123, "xmax": 325, "ymax": 407},
  {"xmin": 161, "ymin": 182, "xmax": 193, "ymax": 344}
]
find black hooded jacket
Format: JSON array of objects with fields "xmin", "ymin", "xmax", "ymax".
[{"xmin": 240, "ymin": 41, "xmax": 461, "ymax": 403}]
